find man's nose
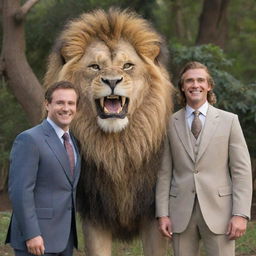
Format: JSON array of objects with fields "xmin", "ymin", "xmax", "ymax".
[
  {"xmin": 192, "ymin": 80, "xmax": 199, "ymax": 87},
  {"xmin": 62, "ymin": 103, "xmax": 69, "ymax": 110}
]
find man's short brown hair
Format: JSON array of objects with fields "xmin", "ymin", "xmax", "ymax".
[{"xmin": 45, "ymin": 81, "xmax": 80, "ymax": 105}]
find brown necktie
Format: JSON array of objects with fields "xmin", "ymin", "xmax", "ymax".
[
  {"xmin": 62, "ymin": 133, "xmax": 75, "ymax": 175},
  {"xmin": 191, "ymin": 110, "xmax": 202, "ymax": 139}
]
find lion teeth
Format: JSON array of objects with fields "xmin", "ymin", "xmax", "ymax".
[
  {"xmin": 107, "ymin": 95, "xmax": 119, "ymax": 99},
  {"xmin": 104, "ymin": 107, "xmax": 110, "ymax": 113},
  {"xmin": 117, "ymin": 107, "xmax": 122, "ymax": 113},
  {"xmin": 121, "ymin": 96, "xmax": 126, "ymax": 107},
  {"xmin": 100, "ymin": 98, "xmax": 104, "ymax": 108}
]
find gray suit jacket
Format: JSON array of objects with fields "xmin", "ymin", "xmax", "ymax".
[
  {"xmin": 156, "ymin": 105, "xmax": 252, "ymax": 234},
  {"xmin": 6, "ymin": 120, "xmax": 81, "ymax": 253}
]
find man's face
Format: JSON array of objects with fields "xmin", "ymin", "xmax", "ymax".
[
  {"xmin": 45, "ymin": 88, "xmax": 78, "ymax": 131},
  {"xmin": 181, "ymin": 68, "xmax": 212, "ymax": 109}
]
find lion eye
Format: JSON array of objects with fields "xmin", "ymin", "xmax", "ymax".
[
  {"xmin": 88, "ymin": 64, "xmax": 101, "ymax": 71},
  {"xmin": 123, "ymin": 63, "xmax": 134, "ymax": 71}
]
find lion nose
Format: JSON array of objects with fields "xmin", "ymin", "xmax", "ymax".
[{"xmin": 101, "ymin": 77, "xmax": 123, "ymax": 91}]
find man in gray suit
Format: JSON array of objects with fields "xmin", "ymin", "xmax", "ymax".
[
  {"xmin": 156, "ymin": 62, "xmax": 252, "ymax": 256},
  {"xmin": 6, "ymin": 81, "xmax": 81, "ymax": 256}
]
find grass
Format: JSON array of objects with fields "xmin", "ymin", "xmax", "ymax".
[{"xmin": 1, "ymin": 212, "xmax": 256, "ymax": 256}]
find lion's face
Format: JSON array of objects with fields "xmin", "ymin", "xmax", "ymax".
[
  {"xmin": 45, "ymin": 9, "xmax": 173, "ymax": 139},
  {"xmin": 74, "ymin": 39, "xmax": 148, "ymax": 133}
]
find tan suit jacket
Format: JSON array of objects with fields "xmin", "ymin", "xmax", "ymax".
[{"xmin": 156, "ymin": 105, "xmax": 252, "ymax": 234}]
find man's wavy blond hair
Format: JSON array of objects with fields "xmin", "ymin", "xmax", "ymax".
[{"xmin": 177, "ymin": 61, "xmax": 217, "ymax": 106}]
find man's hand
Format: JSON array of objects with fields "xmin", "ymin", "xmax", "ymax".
[
  {"xmin": 26, "ymin": 235, "xmax": 45, "ymax": 255},
  {"xmin": 226, "ymin": 215, "xmax": 248, "ymax": 240},
  {"xmin": 158, "ymin": 216, "xmax": 173, "ymax": 239}
]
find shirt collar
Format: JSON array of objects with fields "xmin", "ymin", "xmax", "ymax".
[
  {"xmin": 47, "ymin": 117, "xmax": 69, "ymax": 139},
  {"xmin": 185, "ymin": 101, "xmax": 209, "ymax": 118}
]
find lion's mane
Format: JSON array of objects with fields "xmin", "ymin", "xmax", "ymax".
[{"xmin": 44, "ymin": 9, "xmax": 173, "ymax": 240}]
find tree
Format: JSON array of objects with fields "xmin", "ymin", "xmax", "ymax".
[
  {"xmin": 196, "ymin": 0, "xmax": 230, "ymax": 48},
  {"xmin": 1, "ymin": 0, "xmax": 44, "ymax": 125}
]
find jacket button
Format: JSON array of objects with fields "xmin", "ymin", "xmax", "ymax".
[{"xmin": 194, "ymin": 169, "xmax": 199, "ymax": 173}]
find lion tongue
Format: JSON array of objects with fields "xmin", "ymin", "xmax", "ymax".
[{"xmin": 104, "ymin": 99, "xmax": 122, "ymax": 113}]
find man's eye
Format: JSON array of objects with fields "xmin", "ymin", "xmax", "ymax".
[
  {"xmin": 88, "ymin": 64, "xmax": 101, "ymax": 71},
  {"xmin": 123, "ymin": 63, "xmax": 134, "ymax": 71}
]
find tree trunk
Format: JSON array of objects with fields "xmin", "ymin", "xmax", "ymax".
[
  {"xmin": 172, "ymin": 0, "xmax": 186, "ymax": 39},
  {"xmin": 196, "ymin": 0, "xmax": 230, "ymax": 49},
  {"xmin": 1, "ymin": 0, "xmax": 43, "ymax": 125}
]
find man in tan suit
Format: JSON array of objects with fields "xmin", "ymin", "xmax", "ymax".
[{"xmin": 156, "ymin": 61, "xmax": 252, "ymax": 256}]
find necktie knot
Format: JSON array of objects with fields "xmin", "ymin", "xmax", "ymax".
[
  {"xmin": 62, "ymin": 132, "xmax": 70, "ymax": 142},
  {"xmin": 194, "ymin": 110, "xmax": 200, "ymax": 117}
]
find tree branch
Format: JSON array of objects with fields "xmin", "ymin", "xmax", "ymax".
[{"xmin": 15, "ymin": 0, "xmax": 40, "ymax": 22}]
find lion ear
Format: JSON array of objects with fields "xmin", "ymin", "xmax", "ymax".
[
  {"xmin": 143, "ymin": 44, "xmax": 160, "ymax": 62},
  {"xmin": 51, "ymin": 39, "xmax": 75, "ymax": 64},
  {"xmin": 60, "ymin": 48, "xmax": 69, "ymax": 63}
]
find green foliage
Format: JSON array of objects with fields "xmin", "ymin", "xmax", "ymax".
[
  {"xmin": 0, "ymin": 81, "xmax": 29, "ymax": 191},
  {"xmin": 0, "ymin": 212, "xmax": 10, "ymax": 245},
  {"xmin": 151, "ymin": 0, "xmax": 256, "ymax": 85},
  {"xmin": 169, "ymin": 44, "xmax": 256, "ymax": 156},
  {"xmin": 227, "ymin": 0, "xmax": 256, "ymax": 83},
  {"xmin": 152, "ymin": 0, "xmax": 203, "ymax": 44}
]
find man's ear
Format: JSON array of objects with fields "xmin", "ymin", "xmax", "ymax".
[{"xmin": 45, "ymin": 100, "xmax": 49, "ymax": 110}]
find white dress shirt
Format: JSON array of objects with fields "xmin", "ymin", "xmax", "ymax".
[{"xmin": 185, "ymin": 101, "xmax": 209, "ymax": 129}]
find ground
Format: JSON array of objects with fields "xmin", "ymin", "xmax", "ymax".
[{"xmin": 1, "ymin": 192, "xmax": 256, "ymax": 256}]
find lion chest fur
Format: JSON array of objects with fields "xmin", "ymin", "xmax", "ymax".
[{"xmin": 78, "ymin": 146, "xmax": 163, "ymax": 239}]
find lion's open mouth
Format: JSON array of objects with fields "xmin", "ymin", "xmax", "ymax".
[{"xmin": 95, "ymin": 95, "xmax": 129, "ymax": 119}]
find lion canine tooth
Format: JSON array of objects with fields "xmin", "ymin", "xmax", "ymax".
[
  {"xmin": 121, "ymin": 96, "xmax": 126, "ymax": 106},
  {"xmin": 117, "ymin": 107, "xmax": 122, "ymax": 113},
  {"xmin": 100, "ymin": 98, "xmax": 104, "ymax": 108},
  {"xmin": 104, "ymin": 107, "xmax": 110, "ymax": 113}
]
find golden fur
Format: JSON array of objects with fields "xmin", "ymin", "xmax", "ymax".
[{"xmin": 44, "ymin": 8, "xmax": 173, "ymax": 239}]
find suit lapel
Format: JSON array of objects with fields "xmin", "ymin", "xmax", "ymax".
[
  {"xmin": 196, "ymin": 105, "xmax": 220, "ymax": 162},
  {"xmin": 42, "ymin": 120, "xmax": 73, "ymax": 184},
  {"xmin": 70, "ymin": 134, "xmax": 81, "ymax": 184},
  {"xmin": 173, "ymin": 109, "xmax": 195, "ymax": 162}
]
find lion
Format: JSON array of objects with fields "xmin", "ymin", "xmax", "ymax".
[{"xmin": 44, "ymin": 8, "xmax": 173, "ymax": 256}]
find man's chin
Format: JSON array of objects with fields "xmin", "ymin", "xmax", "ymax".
[{"xmin": 57, "ymin": 120, "xmax": 72, "ymax": 130}]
